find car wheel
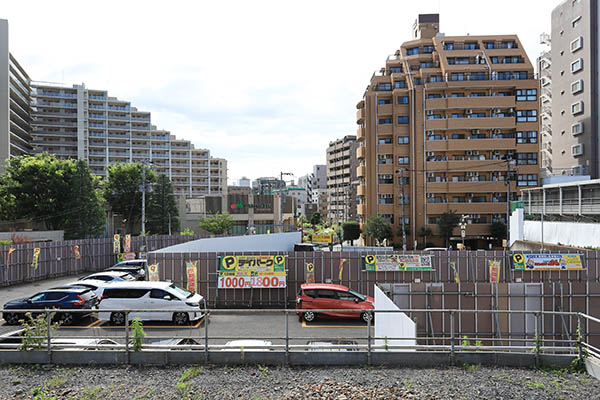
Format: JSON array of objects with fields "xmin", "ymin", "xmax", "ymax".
[
  {"xmin": 361, "ymin": 311, "xmax": 374, "ymax": 324},
  {"xmin": 4, "ymin": 312, "xmax": 20, "ymax": 325},
  {"xmin": 110, "ymin": 312, "xmax": 125, "ymax": 326},
  {"xmin": 61, "ymin": 312, "xmax": 74, "ymax": 326},
  {"xmin": 303, "ymin": 311, "xmax": 316, "ymax": 322},
  {"xmin": 173, "ymin": 312, "xmax": 190, "ymax": 326}
]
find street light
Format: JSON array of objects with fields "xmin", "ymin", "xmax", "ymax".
[
  {"xmin": 460, "ymin": 214, "xmax": 470, "ymax": 250},
  {"xmin": 503, "ymin": 155, "xmax": 516, "ymax": 247},
  {"xmin": 396, "ymin": 168, "xmax": 407, "ymax": 251}
]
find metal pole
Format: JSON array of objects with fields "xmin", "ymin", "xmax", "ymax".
[
  {"xmin": 125, "ymin": 311, "xmax": 130, "ymax": 364},
  {"xmin": 142, "ymin": 163, "xmax": 146, "ymax": 237},
  {"xmin": 541, "ymin": 189, "xmax": 545, "ymax": 251},
  {"xmin": 398, "ymin": 168, "xmax": 407, "ymax": 251},
  {"xmin": 450, "ymin": 310, "xmax": 455, "ymax": 362},
  {"xmin": 577, "ymin": 315, "xmax": 583, "ymax": 360},
  {"xmin": 506, "ymin": 159, "xmax": 511, "ymax": 246},
  {"xmin": 205, "ymin": 312, "xmax": 209, "ymax": 364},
  {"xmin": 367, "ymin": 312, "xmax": 372, "ymax": 365},
  {"xmin": 46, "ymin": 310, "xmax": 51, "ymax": 361},
  {"xmin": 285, "ymin": 311, "xmax": 289, "ymax": 365}
]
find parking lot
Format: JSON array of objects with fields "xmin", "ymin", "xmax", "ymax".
[{"xmin": 0, "ymin": 274, "xmax": 373, "ymax": 348}]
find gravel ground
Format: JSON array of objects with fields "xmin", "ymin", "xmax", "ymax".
[{"xmin": 0, "ymin": 364, "xmax": 598, "ymax": 400}]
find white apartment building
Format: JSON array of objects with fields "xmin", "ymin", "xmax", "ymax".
[{"xmin": 1, "ymin": 19, "xmax": 227, "ymax": 196}]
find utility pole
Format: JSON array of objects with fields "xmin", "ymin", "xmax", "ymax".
[
  {"xmin": 279, "ymin": 172, "xmax": 293, "ymax": 233},
  {"xmin": 141, "ymin": 161, "xmax": 147, "ymax": 237},
  {"xmin": 505, "ymin": 155, "xmax": 515, "ymax": 247},
  {"xmin": 397, "ymin": 168, "xmax": 407, "ymax": 251}
]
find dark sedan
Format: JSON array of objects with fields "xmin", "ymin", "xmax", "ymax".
[
  {"xmin": 104, "ymin": 260, "xmax": 147, "ymax": 281},
  {"xmin": 2, "ymin": 288, "xmax": 98, "ymax": 326}
]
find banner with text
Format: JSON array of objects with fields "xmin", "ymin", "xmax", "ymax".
[
  {"xmin": 218, "ymin": 255, "xmax": 286, "ymax": 289},
  {"xmin": 364, "ymin": 254, "xmax": 433, "ymax": 271},
  {"xmin": 148, "ymin": 263, "xmax": 160, "ymax": 281},
  {"xmin": 186, "ymin": 261, "xmax": 198, "ymax": 293},
  {"xmin": 512, "ymin": 253, "xmax": 585, "ymax": 271},
  {"xmin": 489, "ymin": 260, "xmax": 500, "ymax": 283},
  {"xmin": 312, "ymin": 233, "xmax": 333, "ymax": 244}
]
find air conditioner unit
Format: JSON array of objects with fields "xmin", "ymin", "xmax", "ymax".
[
  {"xmin": 509, "ymin": 108, "xmax": 515, "ymax": 112},
  {"xmin": 494, "ymin": 108, "xmax": 501, "ymax": 114},
  {"xmin": 493, "ymin": 129, "xmax": 501, "ymax": 134},
  {"xmin": 426, "ymin": 151, "xmax": 435, "ymax": 156},
  {"xmin": 427, "ymin": 172, "xmax": 435, "ymax": 177},
  {"xmin": 472, "ymin": 150, "xmax": 480, "ymax": 155},
  {"xmin": 427, "ymin": 110, "xmax": 434, "ymax": 115},
  {"xmin": 426, "ymin": 193, "xmax": 434, "ymax": 198},
  {"xmin": 472, "ymin": 129, "xmax": 480, "ymax": 134},
  {"xmin": 466, "ymin": 109, "xmax": 473, "ymax": 114},
  {"xmin": 467, "ymin": 171, "xmax": 477, "ymax": 177},
  {"xmin": 426, "ymin": 130, "xmax": 434, "ymax": 135},
  {"xmin": 466, "ymin": 151, "xmax": 473, "ymax": 155}
]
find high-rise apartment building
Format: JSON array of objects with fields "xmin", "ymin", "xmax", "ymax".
[
  {"xmin": 538, "ymin": 33, "xmax": 553, "ymax": 175},
  {"xmin": 0, "ymin": 19, "xmax": 33, "ymax": 169},
  {"xmin": 0, "ymin": 19, "xmax": 227, "ymax": 196},
  {"xmin": 327, "ymin": 135, "xmax": 358, "ymax": 223},
  {"xmin": 356, "ymin": 14, "xmax": 540, "ymax": 248},
  {"xmin": 549, "ymin": 0, "xmax": 598, "ymax": 177}
]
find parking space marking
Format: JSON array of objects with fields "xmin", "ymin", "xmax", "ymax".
[
  {"xmin": 100, "ymin": 314, "xmax": 207, "ymax": 329},
  {"xmin": 301, "ymin": 320, "xmax": 373, "ymax": 329}
]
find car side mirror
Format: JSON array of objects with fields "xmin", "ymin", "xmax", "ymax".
[
  {"xmin": 354, "ymin": 298, "xmax": 359, "ymax": 303},
  {"xmin": 163, "ymin": 295, "xmax": 171, "ymax": 301},
  {"xmin": 26, "ymin": 299, "xmax": 32, "ymax": 303}
]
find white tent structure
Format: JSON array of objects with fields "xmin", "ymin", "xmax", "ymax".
[{"xmin": 150, "ymin": 232, "xmax": 302, "ymax": 253}]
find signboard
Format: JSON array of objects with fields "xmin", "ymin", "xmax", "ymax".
[
  {"xmin": 31, "ymin": 248, "xmax": 41, "ymax": 270},
  {"xmin": 312, "ymin": 233, "xmax": 333, "ymax": 244},
  {"xmin": 364, "ymin": 254, "xmax": 433, "ymax": 271},
  {"xmin": 489, "ymin": 260, "xmax": 500, "ymax": 283},
  {"xmin": 73, "ymin": 245, "xmax": 81, "ymax": 260},
  {"xmin": 118, "ymin": 252, "xmax": 136, "ymax": 262},
  {"xmin": 113, "ymin": 234, "xmax": 120, "ymax": 254},
  {"xmin": 218, "ymin": 255, "xmax": 287, "ymax": 288},
  {"xmin": 512, "ymin": 253, "xmax": 585, "ymax": 271},
  {"xmin": 124, "ymin": 234, "xmax": 131, "ymax": 253},
  {"xmin": 305, "ymin": 262, "xmax": 315, "ymax": 284}
]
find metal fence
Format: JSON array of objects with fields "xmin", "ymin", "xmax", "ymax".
[
  {"xmin": 0, "ymin": 235, "xmax": 206, "ymax": 287},
  {"xmin": 0, "ymin": 307, "xmax": 594, "ymax": 368}
]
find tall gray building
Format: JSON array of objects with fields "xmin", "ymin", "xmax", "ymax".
[
  {"xmin": 326, "ymin": 135, "xmax": 358, "ymax": 223},
  {"xmin": 550, "ymin": 0, "xmax": 599, "ymax": 178}
]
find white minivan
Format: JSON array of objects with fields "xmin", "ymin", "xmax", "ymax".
[{"xmin": 97, "ymin": 281, "xmax": 206, "ymax": 325}]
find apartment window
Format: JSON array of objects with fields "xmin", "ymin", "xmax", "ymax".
[
  {"xmin": 427, "ymin": 114, "xmax": 442, "ymax": 120},
  {"xmin": 428, "ymin": 134, "xmax": 443, "ymax": 140},
  {"xmin": 398, "ymin": 217, "xmax": 410, "ymax": 226},
  {"xmin": 470, "ymin": 92, "xmax": 486, "ymax": 97},
  {"xmin": 450, "ymin": 92, "xmax": 465, "ymax": 97},
  {"xmin": 516, "ymin": 110, "xmax": 537, "ymax": 122},
  {"xmin": 456, "ymin": 57, "xmax": 470, "ymax": 65},
  {"xmin": 389, "ymin": 67, "xmax": 403, "ymax": 73},
  {"xmin": 571, "ymin": 58, "xmax": 583, "ymax": 73},
  {"xmin": 571, "ymin": 79, "xmax": 583, "ymax": 94},
  {"xmin": 516, "ymin": 153, "xmax": 538, "ymax": 165},
  {"xmin": 572, "ymin": 16, "xmax": 581, "ymax": 28},
  {"xmin": 484, "ymin": 41, "xmax": 494, "ymax": 49},
  {"xmin": 443, "ymin": 42, "xmax": 454, "ymax": 50},
  {"xmin": 450, "ymin": 73, "xmax": 465, "ymax": 81},
  {"xmin": 378, "ymin": 83, "xmax": 392, "ymax": 91},
  {"xmin": 406, "ymin": 47, "xmax": 419, "ymax": 55},
  {"xmin": 572, "ymin": 122, "xmax": 584, "ymax": 136},
  {"xmin": 398, "ymin": 176, "xmax": 410, "ymax": 185},
  {"xmin": 414, "ymin": 78, "xmax": 422, "ymax": 85},
  {"xmin": 394, "ymin": 81, "xmax": 407, "ymax": 89},
  {"xmin": 427, "ymin": 93, "xmax": 442, "ymax": 99},
  {"xmin": 464, "ymin": 42, "xmax": 478, "ymax": 50},
  {"xmin": 398, "ymin": 136, "xmax": 409, "ymax": 145},
  {"xmin": 423, "ymin": 45, "xmax": 434, "ymax": 54},
  {"xmin": 516, "ymin": 89, "xmax": 537, "ymax": 101},
  {"xmin": 378, "ymin": 194, "xmax": 394, "ymax": 204},
  {"xmin": 451, "ymin": 113, "xmax": 465, "ymax": 119},
  {"xmin": 572, "ymin": 144, "xmax": 584, "ymax": 156},
  {"xmin": 470, "ymin": 112, "xmax": 486, "ymax": 118},
  {"xmin": 471, "ymin": 72, "xmax": 486, "ymax": 81},
  {"xmin": 450, "ymin": 133, "xmax": 465, "ymax": 139},
  {"xmin": 429, "ymin": 75, "xmax": 443, "ymax": 83},
  {"xmin": 397, "ymin": 156, "xmax": 409, "ymax": 165},
  {"xmin": 516, "ymin": 131, "xmax": 537, "ymax": 144},
  {"xmin": 571, "ymin": 101, "xmax": 584, "ymax": 115},
  {"xmin": 378, "ymin": 154, "xmax": 394, "ymax": 165},
  {"xmin": 379, "ymin": 118, "xmax": 392, "ymax": 125},
  {"xmin": 398, "ymin": 194, "xmax": 410, "ymax": 205},
  {"xmin": 397, "ymin": 116, "xmax": 409, "ymax": 124},
  {"xmin": 397, "ymin": 96, "xmax": 409, "ymax": 104},
  {"xmin": 428, "ymin": 217, "xmax": 440, "ymax": 224},
  {"xmin": 570, "ymin": 36, "xmax": 583, "ymax": 52},
  {"xmin": 378, "ymin": 98, "xmax": 392, "ymax": 105},
  {"xmin": 378, "ymin": 174, "xmax": 394, "ymax": 184},
  {"xmin": 379, "ymin": 137, "xmax": 392, "ymax": 144}
]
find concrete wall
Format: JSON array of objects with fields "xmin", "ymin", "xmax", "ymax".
[
  {"xmin": 374, "ymin": 285, "xmax": 416, "ymax": 351},
  {"xmin": 522, "ymin": 220, "xmax": 600, "ymax": 248}
]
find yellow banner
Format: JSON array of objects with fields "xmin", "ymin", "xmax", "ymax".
[
  {"xmin": 113, "ymin": 234, "xmax": 120, "ymax": 254},
  {"xmin": 489, "ymin": 260, "xmax": 501, "ymax": 284},
  {"xmin": 124, "ymin": 234, "xmax": 131, "ymax": 253},
  {"xmin": 338, "ymin": 258, "xmax": 346, "ymax": 281},
  {"xmin": 148, "ymin": 263, "xmax": 160, "ymax": 281},
  {"xmin": 6, "ymin": 248, "xmax": 15, "ymax": 268},
  {"xmin": 73, "ymin": 245, "xmax": 81, "ymax": 260},
  {"xmin": 31, "ymin": 248, "xmax": 41, "ymax": 270},
  {"xmin": 186, "ymin": 261, "xmax": 198, "ymax": 293}
]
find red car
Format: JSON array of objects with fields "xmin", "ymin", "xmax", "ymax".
[{"xmin": 296, "ymin": 283, "xmax": 374, "ymax": 323}]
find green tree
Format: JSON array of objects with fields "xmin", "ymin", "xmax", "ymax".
[
  {"xmin": 103, "ymin": 163, "xmax": 156, "ymax": 233},
  {"xmin": 417, "ymin": 226, "xmax": 433, "ymax": 249},
  {"xmin": 199, "ymin": 212, "xmax": 233, "ymax": 235},
  {"xmin": 310, "ymin": 211, "xmax": 321, "ymax": 227},
  {"xmin": 364, "ymin": 215, "xmax": 393, "ymax": 245},
  {"xmin": 147, "ymin": 174, "xmax": 180, "ymax": 235},
  {"xmin": 0, "ymin": 154, "xmax": 105, "ymax": 239},
  {"xmin": 437, "ymin": 210, "xmax": 460, "ymax": 248},
  {"xmin": 490, "ymin": 221, "xmax": 507, "ymax": 242},
  {"xmin": 342, "ymin": 221, "xmax": 361, "ymax": 244}
]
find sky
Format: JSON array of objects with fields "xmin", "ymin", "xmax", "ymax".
[{"xmin": 3, "ymin": 0, "xmax": 556, "ymax": 185}]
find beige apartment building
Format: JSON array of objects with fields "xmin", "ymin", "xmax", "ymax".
[
  {"xmin": 327, "ymin": 135, "xmax": 358, "ymax": 223},
  {"xmin": 1, "ymin": 19, "xmax": 227, "ymax": 197},
  {"xmin": 356, "ymin": 14, "xmax": 540, "ymax": 248}
]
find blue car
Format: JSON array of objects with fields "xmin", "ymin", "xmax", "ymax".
[{"xmin": 2, "ymin": 287, "xmax": 98, "ymax": 326}]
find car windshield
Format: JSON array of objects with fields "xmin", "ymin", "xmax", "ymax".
[
  {"xmin": 169, "ymin": 283, "xmax": 194, "ymax": 298},
  {"xmin": 348, "ymin": 289, "xmax": 366, "ymax": 302}
]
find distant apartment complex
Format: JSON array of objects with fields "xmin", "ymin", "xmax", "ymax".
[
  {"xmin": 547, "ymin": 0, "xmax": 599, "ymax": 178},
  {"xmin": 0, "ymin": 19, "xmax": 227, "ymax": 196},
  {"xmin": 356, "ymin": 14, "xmax": 540, "ymax": 248},
  {"xmin": 538, "ymin": 33, "xmax": 553, "ymax": 175},
  {"xmin": 327, "ymin": 135, "xmax": 358, "ymax": 223}
]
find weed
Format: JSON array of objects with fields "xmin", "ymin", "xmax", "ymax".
[
  {"xmin": 531, "ymin": 334, "xmax": 542, "ymax": 355},
  {"xmin": 131, "ymin": 318, "xmax": 146, "ymax": 352},
  {"xmin": 179, "ymin": 366, "xmax": 203, "ymax": 382},
  {"xmin": 47, "ymin": 374, "xmax": 68, "ymax": 388},
  {"xmin": 524, "ymin": 381, "xmax": 546, "ymax": 390},
  {"xmin": 460, "ymin": 363, "xmax": 480, "ymax": 371},
  {"xmin": 19, "ymin": 312, "xmax": 61, "ymax": 351},
  {"xmin": 240, "ymin": 346, "xmax": 245, "ymax": 361},
  {"xmin": 384, "ymin": 336, "xmax": 389, "ymax": 351},
  {"xmin": 133, "ymin": 388, "xmax": 156, "ymax": 400},
  {"xmin": 461, "ymin": 336, "xmax": 471, "ymax": 350},
  {"xmin": 80, "ymin": 386, "xmax": 102, "ymax": 400},
  {"xmin": 402, "ymin": 378, "xmax": 413, "ymax": 391},
  {"xmin": 257, "ymin": 364, "xmax": 269, "ymax": 379},
  {"xmin": 550, "ymin": 379, "xmax": 563, "ymax": 390},
  {"xmin": 475, "ymin": 340, "xmax": 483, "ymax": 348},
  {"xmin": 30, "ymin": 387, "xmax": 56, "ymax": 400},
  {"xmin": 176, "ymin": 366, "xmax": 203, "ymax": 400}
]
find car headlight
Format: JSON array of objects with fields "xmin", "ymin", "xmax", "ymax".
[{"xmin": 186, "ymin": 302, "xmax": 199, "ymax": 307}]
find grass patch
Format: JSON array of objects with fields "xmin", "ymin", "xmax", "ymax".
[{"xmin": 80, "ymin": 385, "xmax": 102, "ymax": 400}]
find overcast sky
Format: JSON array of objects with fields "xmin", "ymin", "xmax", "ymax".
[{"xmin": 4, "ymin": 0, "xmax": 556, "ymax": 185}]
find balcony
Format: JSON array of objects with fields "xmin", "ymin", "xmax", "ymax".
[
  {"xmin": 357, "ymin": 165, "xmax": 366, "ymax": 178},
  {"xmin": 357, "ymin": 185, "xmax": 366, "ymax": 196},
  {"xmin": 427, "ymin": 181, "xmax": 514, "ymax": 193},
  {"xmin": 356, "ymin": 108, "xmax": 365, "ymax": 123},
  {"xmin": 426, "ymin": 116, "xmax": 516, "ymax": 130},
  {"xmin": 427, "ymin": 159, "xmax": 507, "ymax": 172},
  {"xmin": 426, "ymin": 138, "xmax": 516, "ymax": 152},
  {"xmin": 427, "ymin": 202, "xmax": 507, "ymax": 214},
  {"xmin": 357, "ymin": 127, "xmax": 365, "ymax": 141}
]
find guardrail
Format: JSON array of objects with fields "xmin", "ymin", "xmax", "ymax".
[{"xmin": 1, "ymin": 307, "xmax": 591, "ymax": 368}]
